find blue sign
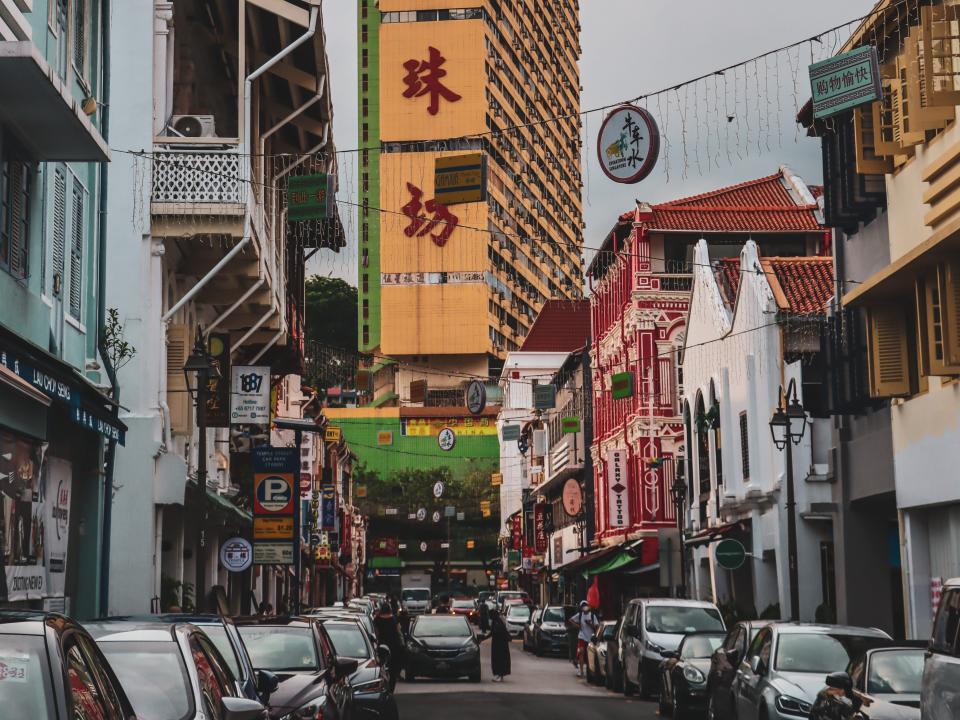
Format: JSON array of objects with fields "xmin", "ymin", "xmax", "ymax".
[
  {"xmin": 320, "ymin": 483, "xmax": 336, "ymax": 531},
  {"xmin": 251, "ymin": 446, "xmax": 298, "ymax": 474}
]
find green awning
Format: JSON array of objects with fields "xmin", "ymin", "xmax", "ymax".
[
  {"xmin": 204, "ymin": 487, "xmax": 252, "ymax": 526},
  {"xmin": 369, "ymin": 556, "xmax": 402, "ymax": 569},
  {"xmin": 368, "ymin": 392, "xmax": 398, "ymax": 408},
  {"xmin": 369, "ymin": 359, "xmax": 397, "ymax": 375},
  {"xmin": 583, "ymin": 551, "xmax": 638, "ymax": 577}
]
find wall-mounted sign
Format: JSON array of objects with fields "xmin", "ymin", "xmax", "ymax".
[
  {"xmin": 382, "ymin": 271, "xmax": 485, "ymax": 286},
  {"xmin": 402, "ymin": 46, "xmax": 462, "ymax": 115},
  {"xmin": 491, "ymin": 472, "xmax": 503, "ymax": 487},
  {"xmin": 253, "ymin": 542, "xmax": 294, "ymax": 565},
  {"xmin": 324, "ymin": 426, "xmax": 342, "ymax": 443},
  {"xmin": 433, "ymin": 481, "xmax": 445, "ymax": 499},
  {"xmin": 377, "ymin": 431, "xmax": 394, "ymax": 446},
  {"xmin": 320, "ymin": 483, "xmax": 336, "ymax": 531},
  {"xmin": 406, "ymin": 417, "xmax": 496, "ymax": 437},
  {"xmin": 611, "ymin": 371, "xmax": 634, "ymax": 400},
  {"xmin": 606, "ymin": 448, "xmax": 630, "ymax": 529},
  {"xmin": 402, "ymin": 182, "xmax": 459, "ymax": 247},
  {"xmin": 562, "ymin": 478, "xmax": 583, "ymax": 517},
  {"xmin": 444, "ymin": 505, "xmax": 456, "ymax": 518},
  {"xmin": 511, "ymin": 514, "xmax": 523, "ymax": 551},
  {"xmin": 435, "ymin": 152, "xmax": 487, "ymax": 205},
  {"xmin": 254, "ymin": 516, "xmax": 294, "ymax": 540},
  {"xmin": 231, "ymin": 366, "xmax": 271, "ymax": 425},
  {"xmin": 715, "ymin": 538, "xmax": 747, "ymax": 571},
  {"xmin": 466, "ymin": 380, "xmax": 487, "ymax": 415},
  {"xmin": 219, "ymin": 537, "xmax": 253, "ymax": 573},
  {"xmin": 534, "ymin": 503, "xmax": 549, "ymax": 553},
  {"xmin": 533, "ymin": 384, "xmax": 556, "ymax": 410},
  {"xmin": 417, "ymin": 507, "xmax": 427, "ymax": 522},
  {"xmin": 480, "ymin": 500, "xmax": 491, "ymax": 518},
  {"xmin": 597, "ymin": 104, "xmax": 660, "ymax": 184},
  {"xmin": 457, "ymin": 512, "xmax": 465, "ymax": 521},
  {"xmin": 420, "ymin": 541, "xmax": 428, "ymax": 552},
  {"xmin": 809, "ymin": 46, "xmax": 882, "ymax": 119},
  {"xmin": 409, "ymin": 379, "xmax": 427, "ymax": 404},
  {"xmin": 432, "ymin": 510, "xmax": 442, "ymax": 523},
  {"xmin": 205, "ymin": 333, "xmax": 231, "ymax": 427},
  {"xmin": 437, "ymin": 426, "xmax": 457, "ymax": 451},
  {"xmin": 501, "ymin": 424, "xmax": 520, "ymax": 441},
  {"xmin": 288, "ymin": 173, "xmax": 334, "ymax": 221},
  {"xmin": 561, "ymin": 416, "xmax": 581, "ymax": 434}
]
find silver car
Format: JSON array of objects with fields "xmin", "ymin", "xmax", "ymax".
[
  {"xmin": 504, "ymin": 603, "xmax": 532, "ymax": 638},
  {"xmin": 733, "ymin": 623, "xmax": 891, "ymax": 720},
  {"xmin": 922, "ymin": 577, "xmax": 960, "ymax": 720}
]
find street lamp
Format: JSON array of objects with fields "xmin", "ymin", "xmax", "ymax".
[
  {"xmin": 769, "ymin": 378, "xmax": 806, "ymax": 622},
  {"xmin": 670, "ymin": 473, "xmax": 687, "ymax": 599}
]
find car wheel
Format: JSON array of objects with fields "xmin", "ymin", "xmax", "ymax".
[{"xmin": 637, "ymin": 669, "xmax": 652, "ymax": 699}]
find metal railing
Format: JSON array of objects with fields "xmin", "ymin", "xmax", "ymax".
[{"xmin": 151, "ymin": 144, "xmax": 247, "ymax": 204}]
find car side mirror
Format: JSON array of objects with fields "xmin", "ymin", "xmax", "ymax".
[
  {"xmin": 825, "ymin": 671, "xmax": 853, "ymax": 694},
  {"xmin": 724, "ymin": 648, "xmax": 740, "ymax": 666},
  {"xmin": 377, "ymin": 644, "xmax": 392, "ymax": 664},
  {"xmin": 335, "ymin": 657, "xmax": 359, "ymax": 679},
  {"xmin": 255, "ymin": 669, "xmax": 279, "ymax": 698},
  {"xmin": 749, "ymin": 655, "xmax": 765, "ymax": 675},
  {"xmin": 221, "ymin": 696, "xmax": 267, "ymax": 720}
]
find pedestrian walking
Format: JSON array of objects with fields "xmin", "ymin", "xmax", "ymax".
[
  {"xmin": 398, "ymin": 606, "xmax": 412, "ymax": 639},
  {"xmin": 373, "ymin": 601, "xmax": 404, "ymax": 689},
  {"xmin": 570, "ymin": 600, "xmax": 599, "ymax": 678},
  {"xmin": 488, "ymin": 608, "xmax": 512, "ymax": 681}
]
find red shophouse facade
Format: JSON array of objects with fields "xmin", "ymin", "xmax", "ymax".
[{"xmin": 588, "ymin": 168, "xmax": 829, "ymax": 547}]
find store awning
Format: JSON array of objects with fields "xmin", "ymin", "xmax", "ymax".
[
  {"xmin": 584, "ymin": 550, "xmax": 638, "ymax": 577},
  {"xmin": 202, "ymin": 486, "xmax": 252, "ymax": 526},
  {"xmin": 684, "ymin": 522, "xmax": 739, "ymax": 549},
  {"xmin": 561, "ymin": 543, "xmax": 621, "ymax": 573},
  {"xmin": 369, "ymin": 556, "xmax": 401, "ymax": 569}
]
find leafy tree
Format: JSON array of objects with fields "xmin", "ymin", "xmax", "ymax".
[{"xmin": 305, "ymin": 276, "xmax": 358, "ymax": 350}]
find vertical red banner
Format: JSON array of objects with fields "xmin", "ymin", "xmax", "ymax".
[
  {"xmin": 511, "ymin": 514, "xmax": 523, "ymax": 551},
  {"xmin": 534, "ymin": 503, "xmax": 548, "ymax": 553}
]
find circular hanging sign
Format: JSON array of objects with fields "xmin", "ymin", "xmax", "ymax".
[
  {"xmin": 433, "ymin": 481, "xmax": 445, "ymax": 499},
  {"xmin": 438, "ymin": 427, "xmax": 457, "ymax": 452},
  {"xmin": 562, "ymin": 479, "xmax": 584, "ymax": 517},
  {"xmin": 597, "ymin": 104, "xmax": 660, "ymax": 184},
  {"xmin": 420, "ymin": 541, "xmax": 428, "ymax": 552},
  {"xmin": 219, "ymin": 537, "xmax": 253, "ymax": 573},
  {"xmin": 715, "ymin": 538, "xmax": 747, "ymax": 571},
  {"xmin": 466, "ymin": 380, "xmax": 487, "ymax": 415},
  {"xmin": 417, "ymin": 507, "xmax": 427, "ymax": 522},
  {"xmin": 432, "ymin": 510, "xmax": 442, "ymax": 523}
]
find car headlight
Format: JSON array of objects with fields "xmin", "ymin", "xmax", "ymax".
[
  {"xmin": 775, "ymin": 695, "xmax": 812, "ymax": 717},
  {"xmin": 354, "ymin": 677, "xmax": 386, "ymax": 693},
  {"xmin": 682, "ymin": 666, "xmax": 706, "ymax": 684}
]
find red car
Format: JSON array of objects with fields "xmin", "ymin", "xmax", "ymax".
[{"xmin": 451, "ymin": 598, "xmax": 479, "ymax": 623}]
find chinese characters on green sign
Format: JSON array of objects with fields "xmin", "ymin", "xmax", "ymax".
[
  {"xmin": 288, "ymin": 173, "xmax": 334, "ymax": 221},
  {"xmin": 809, "ymin": 46, "xmax": 882, "ymax": 119}
]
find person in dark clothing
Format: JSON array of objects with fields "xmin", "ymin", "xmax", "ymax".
[
  {"xmin": 478, "ymin": 600, "xmax": 490, "ymax": 633},
  {"xmin": 488, "ymin": 609, "xmax": 511, "ymax": 681},
  {"xmin": 373, "ymin": 602, "xmax": 404, "ymax": 689},
  {"xmin": 398, "ymin": 607, "xmax": 411, "ymax": 638}
]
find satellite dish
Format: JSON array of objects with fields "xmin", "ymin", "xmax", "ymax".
[{"xmin": 174, "ymin": 115, "xmax": 204, "ymax": 137}]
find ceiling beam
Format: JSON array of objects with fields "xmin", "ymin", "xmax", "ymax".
[
  {"xmin": 246, "ymin": 0, "xmax": 308, "ymax": 27},
  {"xmin": 253, "ymin": 51, "xmax": 318, "ymax": 92}
]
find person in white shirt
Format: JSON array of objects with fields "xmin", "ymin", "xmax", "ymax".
[{"xmin": 569, "ymin": 600, "xmax": 599, "ymax": 678}]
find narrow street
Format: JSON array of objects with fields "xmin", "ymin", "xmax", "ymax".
[{"xmin": 397, "ymin": 640, "xmax": 659, "ymax": 719}]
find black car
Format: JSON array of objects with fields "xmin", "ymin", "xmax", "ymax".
[
  {"xmin": 810, "ymin": 644, "xmax": 926, "ymax": 720},
  {"xmin": 522, "ymin": 607, "xmax": 543, "ymax": 651},
  {"xmin": 0, "ymin": 611, "xmax": 138, "ymax": 719},
  {"xmin": 319, "ymin": 617, "xmax": 398, "ymax": 720},
  {"xmin": 706, "ymin": 619, "xmax": 772, "ymax": 720},
  {"xmin": 532, "ymin": 605, "xmax": 575, "ymax": 656},
  {"xmin": 405, "ymin": 614, "xmax": 481, "ymax": 682},
  {"xmin": 659, "ymin": 632, "xmax": 726, "ymax": 719},
  {"xmin": 235, "ymin": 616, "xmax": 357, "ymax": 720}
]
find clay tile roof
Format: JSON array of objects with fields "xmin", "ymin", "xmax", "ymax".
[
  {"xmin": 521, "ymin": 300, "xmax": 591, "ymax": 352},
  {"xmin": 763, "ymin": 257, "xmax": 835, "ymax": 314}
]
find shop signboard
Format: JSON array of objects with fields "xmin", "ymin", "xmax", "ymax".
[
  {"xmin": 501, "ymin": 424, "xmax": 520, "ymax": 441},
  {"xmin": 434, "ymin": 152, "xmax": 486, "ymax": 205},
  {"xmin": 255, "ymin": 543, "xmax": 294, "ymax": 565},
  {"xmin": 320, "ymin": 483, "xmax": 336, "ymax": 531},
  {"xmin": 809, "ymin": 46, "xmax": 882, "ymax": 119},
  {"xmin": 511, "ymin": 514, "xmax": 523, "ymax": 551},
  {"xmin": 254, "ymin": 517, "xmax": 294, "ymax": 540},
  {"xmin": 611, "ymin": 372, "xmax": 633, "ymax": 400},
  {"xmin": 606, "ymin": 448, "xmax": 630, "ymax": 529},
  {"xmin": 597, "ymin": 104, "xmax": 660, "ymax": 184},
  {"xmin": 287, "ymin": 173, "xmax": 334, "ymax": 221},
  {"xmin": 219, "ymin": 537, "xmax": 253, "ymax": 573},
  {"xmin": 533, "ymin": 503, "xmax": 548, "ymax": 553},
  {"xmin": 533, "ymin": 384, "xmax": 556, "ymax": 410},
  {"xmin": 231, "ymin": 366, "xmax": 271, "ymax": 425}
]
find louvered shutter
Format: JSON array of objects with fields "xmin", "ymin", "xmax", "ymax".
[
  {"xmin": 73, "ymin": 0, "xmax": 86, "ymax": 75},
  {"xmin": 867, "ymin": 305, "xmax": 912, "ymax": 398},
  {"xmin": 872, "ymin": 67, "xmax": 903, "ymax": 158},
  {"xmin": 166, "ymin": 324, "xmax": 193, "ymax": 435},
  {"xmin": 52, "ymin": 167, "xmax": 66, "ymax": 298},
  {"xmin": 69, "ymin": 184, "xmax": 84, "ymax": 319},
  {"xmin": 7, "ymin": 161, "xmax": 29, "ymax": 280},
  {"xmin": 905, "ymin": 34, "xmax": 956, "ymax": 132},
  {"xmin": 853, "ymin": 106, "xmax": 893, "ymax": 175},
  {"xmin": 921, "ymin": 4, "xmax": 960, "ymax": 108},
  {"xmin": 939, "ymin": 260, "xmax": 960, "ymax": 367}
]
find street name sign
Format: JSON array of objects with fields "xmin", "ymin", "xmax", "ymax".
[
  {"xmin": 533, "ymin": 384, "xmax": 556, "ymax": 410},
  {"xmin": 715, "ymin": 538, "xmax": 747, "ymax": 571},
  {"xmin": 809, "ymin": 46, "xmax": 882, "ymax": 119}
]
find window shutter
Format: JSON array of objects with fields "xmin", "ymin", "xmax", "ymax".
[
  {"xmin": 905, "ymin": 34, "xmax": 956, "ymax": 132},
  {"xmin": 853, "ymin": 106, "xmax": 893, "ymax": 175},
  {"xmin": 6, "ymin": 161, "xmax": 30, "ymax": 280},
  {"xmin": 69, "ymin": 184, "xmax": 84, "ymax": 319},
  {"xmin": 73, "ymin": 0, "xmax": 86, "ymax": 74},
  {"xmin": 739, "ymin": 412, "xmax": 749, "ymax": 481},
  {"xmin": 921, "ymin": 4, "xmax": 960, "ymax": 108},
  {"xmin": 872, "ymin": 67, "xmax": 905, "ymax": 158},
  {"xmin": 939, "ymin": 260, "xmax": 960, "ymax": 367},
  {"xmin": 892, "ymin": 59, "xmax": 925, "ymax": 149},
  {"xmin": 867, "ymin": 305, "xmax": 912, "ymax": 398},
  {"xmin": 52, "ymin": 167, "xmax": 66, "ymax": 298},
  {"xmin": 166, "ymin": 323, "xmax": 193, "ymax": 435}
]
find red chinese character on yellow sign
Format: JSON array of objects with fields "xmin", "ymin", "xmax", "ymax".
[
  {"xmin": 402, "ymin": 46, "xmax": 462, "ymax": 116},
  {"xmin": 401, "ymin": 182, "xmax": 459, "ymax": 247}
]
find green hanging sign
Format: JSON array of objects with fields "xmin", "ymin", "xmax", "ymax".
[
  {"xmin": 561, "ymin": 416, "xmax": 580, "ymax": 434},
  {"xmin": 809, "ymin": 46, "xmax": 882, "ymax": 120},
  {"xmin": 288, "ymin": 173, "xmax": 334, "ymax": 221},
  {"xmin": 611, "ymin": 371, "xmax": 633, "ymax": 400}
]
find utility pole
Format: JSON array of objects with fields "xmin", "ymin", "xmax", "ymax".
[{"xmin": 293, "ymin": 428, "xmax": 303, "ymax": 615}]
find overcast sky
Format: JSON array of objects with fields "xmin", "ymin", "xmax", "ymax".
[{"xmin": 312, "ymin": 0, "xmax": 875, "ymax": 283}]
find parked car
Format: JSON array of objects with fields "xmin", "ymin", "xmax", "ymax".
[
  {"xmin": 451, "ymin": 597, "xmax": 478, "ymax": 623},
  {"xmin": 318, "ymin": 617, "xmax": 398, "ymax": 720},
  {"xmin": 533, "ymin": 605, "xmax": 575, "ymax": 657},
  {"xmin": 610, "ymin": 598, "xmax": 725, "ymax": 697},
  {"xmin": 659, "ymin": 632, "xmax": 726, "ymax": 718},
  {"xmin": 496, "ymin": 590, "xmax": 532, "ymax": 613},
  {"xmin": 405, "ymin": 614, "xmax": 481, "ymax": 682},
  {"xmin": 809, "ymin": 643, "xmax": 925, "ymax": 720},
  {"xmin": 504, "ymin": 602, "xmax": 532, "ymax": 638},
  {"xmin": 0, "ymin": 611, "xmax": 138, "ymax": 720},
  {"xmin": 522, "ymin": 607, "xmax": 544, "ymax": 651},
  {"xmin": 401, "ymin": 588, "xmax": 431, "ymax": 616},
  {"xmin": 87, "ymin": 618, "xmax": 268, "ymax": 720},
  {"xmin": 306, "ymin": 607, "xmax": 376, "ymax": 641},
  {"xmin": 586, "ymin": 620, "xmax": 617, "ymax": 685},
  {"xmin": 732, "ymin": 623, "xmax": 892, "ymax": 720},
  {"xmin": 705, "ymin": 619, "xmax": 773, "ymax": 720},
  {"xmin": 922, "ymin": 577, "xmax": 960, "ymax": 720},
  {"xmin": 235, "ymin": 616, "xmax": 357, "ymax": 720}
]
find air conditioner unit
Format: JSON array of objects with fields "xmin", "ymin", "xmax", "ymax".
[{"xmin": 170, "ymin": 114, "xmax": 217, "ymax": 138}]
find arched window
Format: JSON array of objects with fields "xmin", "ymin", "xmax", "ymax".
[
  {"xmin": 695, "ymin": 392, "xmax": 709, "ymax": 524},
  {"xmin": 709, "ymin": 380, "xmax": 722, "ymax": 488},
  {"xmin": 682, "ymin": 401, "xmax": 693, "ymax": 499}
]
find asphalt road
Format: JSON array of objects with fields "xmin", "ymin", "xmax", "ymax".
[{"xmin": 396, "ymin": 638, "xmax": 660, "ymax": 719}]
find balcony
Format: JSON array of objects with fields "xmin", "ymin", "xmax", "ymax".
[
  {"xmin": 636, "ymin": 271, "xmax": 693, "ymax": 294},
  {"xmin": 151, "ymin": 141, "xmax": 248, "ymax": 222},
  {"xmin": 542, "ymin": 437, "xmax": 584, "ymax": 491}
]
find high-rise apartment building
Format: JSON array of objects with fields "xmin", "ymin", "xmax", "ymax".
[{"xmin": 358, "ymin": 0, "xmax": 583, "ymax": 400}]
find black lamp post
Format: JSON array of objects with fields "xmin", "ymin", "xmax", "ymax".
[
  {"xmin": 769, "ymin": 378, "xmax": 807, "ymax": 622},
  {"xmin": 670, "ymin": 474, "xmax": 687, "ymax": 599},
  {"xmin": 183, "ymin": 325, "xmax": 220, "ymax": 611}
]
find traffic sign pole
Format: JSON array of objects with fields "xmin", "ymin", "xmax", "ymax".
[{"xmin": 293, "ymin": 429, "xmax": 302, "ymax": 614}]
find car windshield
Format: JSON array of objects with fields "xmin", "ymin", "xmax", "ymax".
[
  {"xmin": 452, "ymin": 599, "xmax": 474, "ymax": 609},
  {"xmin": 645, "ymin": 606, "xmax": 724, "ymax": 634},
  {"xmin": 324, "ymin": 624, "xmax": 371, "ymax": 660},
  {"xmin": 867, "ymin": 649, "xmax": 925, "ymax": 694},
  {"xmin": 402, "ymin": 589, "xmax": 430, "ymax": 601},
  {"xmin": 0, "ymin": 634, "xmax": 55, "ymax": 719},
  {"xmin": 98, "ymin": 640, "xmax": 193, "ymax": 720},
  {"xmin": 413, "ymin": 617, "xmax": 471, "ymax": 638},
  {"xmin": 681, "ymin": 634, "xmax": 725, "ymax": 658},
  {"xmin": 601, "ymin": 624, "xmax": 617, "ymax": 640},
  {"xmin": 775, "ymin": 633, "xmax": 888, "ymax": 673},
  {"xmin": 506, "ymin": 605, "xmax": 531, "ymax": 619},
  {"xmin": 542, "ymin": 608, "xmax": 566, "ymax": 623},
  {"xmin": 238, "ymin": 626, "xmax": 319, "ymax": 672},
  {"xmin": 199, "ymin": 624, "xmax": 241, "ymax": 679}
]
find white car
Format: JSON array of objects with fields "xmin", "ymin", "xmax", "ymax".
[
  {"xmin": 504, "ymin": 603, "xmax": 532, "ymax": 638},
  {"xmin": 402, "ymin": 587, "xmax": 431, "ymax": 616}
]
